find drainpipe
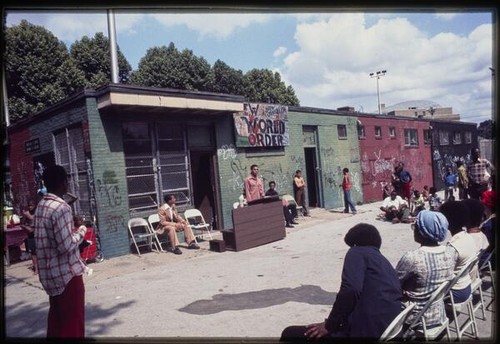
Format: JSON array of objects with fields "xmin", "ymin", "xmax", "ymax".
[{"xmin": 107, "ymin": 9, "xmax": 119, "ymax": 84}]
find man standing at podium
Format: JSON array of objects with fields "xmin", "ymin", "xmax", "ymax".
[{"xmin": 243, "ymin": 164, "xmax": 265, "ymax": 202}]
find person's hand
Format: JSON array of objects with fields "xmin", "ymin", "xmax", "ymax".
[{"xmin": 304, "ymin": 322, "xmax": 328, "ymax": 339}]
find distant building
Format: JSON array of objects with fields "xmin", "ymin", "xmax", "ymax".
[{"xmin": 383, "ymin": 100, "xmax": 461, "ymax": 121}]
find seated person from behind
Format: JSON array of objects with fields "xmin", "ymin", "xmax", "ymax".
[
  {"xmin": 265, "ymin": 181, "xmax": 298, "ymax": 228},
  {"xmin": 157, "ymin": 194, "xmax": 200, "ymax": 255},
  {"xmin": 439, "ymin": 201, "xmax": 477, "ymax": 303},
  {"xmin": 380, "ymin": 191, "xmax": 410, "ymax": 223},
  {"xmin": 280, "ymin": 224, "xmax": 402, "ymax": 341}
]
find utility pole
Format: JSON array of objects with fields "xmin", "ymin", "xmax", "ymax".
[{"xmin": 369, "ymin": 70, "xmax": 387, "ymax": 115}]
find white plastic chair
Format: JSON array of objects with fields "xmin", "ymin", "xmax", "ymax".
[
  {"xmin": 379, "ymin": 302, "xmax": 415, "ymax": 341},
  {"xmin": 128, "ymin": 217, "xmax": 162, "ymax": 256},
  {"xmin": 184, "ymin": 208, "xmax": 213, "ymax": 241}
]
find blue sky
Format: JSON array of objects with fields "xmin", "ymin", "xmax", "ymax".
[{"xmin": 5, "ymin": 9, "xmax": 495, "ymax": 123}]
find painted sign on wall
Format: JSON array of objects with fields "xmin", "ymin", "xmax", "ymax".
[{"xmin": 233, "ymin": 103, "xmax": 289, "ymax": 147}]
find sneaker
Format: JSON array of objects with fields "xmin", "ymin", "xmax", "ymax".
[
  {"xmin": 167, "ymin": 247, "xmax": 183, "ymax": 255},
  {"xmin": 187, "ymin": 241, "xmax": 200, "ymax": 250},
  {"xmin": 291, "ymin": 221, "xmax": 299, "ymax": 225},
  {"xmin": 352, "ymin": 212, "xmax": 357, "ymax": 215},
  {"xmin": 285, "ymin": 224, "xmax": 295, "ymax": 228}
]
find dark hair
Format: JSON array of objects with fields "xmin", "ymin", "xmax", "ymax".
[
  {"xmin": 439, "ymin": 201, "xmax": 469, "ymax": 233},
  {"xmin": 461, "ymin": 199, "xmax": 485, "ymax": 228},
  {"xmin": 429, "ymin": 186, "xmax": 437, "ymax": 194},
  {"xmin": 295, "ymin": 169, "xmax": 301, "ymax": 174},
  {"xmin": 343, "ymin": 168, "xmax": 349, "ymax": 173},
  {"xmin": 268, "ymin": 180, "xmax": 276, "ymax": 187},
  {"xmin": 456, "ymin": 161, "xmax": 463, "ymax": 167},
  {"xmin": 344, "ymin": 223, "xmax": 382, "ymax": 249},
  {"xmin": 164, "ymin": 194, "xmax": 175, "ymax": 203},
  {"xmin": 42, "ymin": 165, "xmax": 67, "ymax": 192},
  {"xmin": 250, "ymin": 164, "xmax": 259, "ymax": 170}
]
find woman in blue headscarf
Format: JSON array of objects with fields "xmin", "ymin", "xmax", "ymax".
[{"xmin": 395, "ymin": 210, "xmax": 456, "ymax": 332}]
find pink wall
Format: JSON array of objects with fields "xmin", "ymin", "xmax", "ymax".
[{"xmin": 358, "ymin": 116, "xmax": 433, "ymax": 203}]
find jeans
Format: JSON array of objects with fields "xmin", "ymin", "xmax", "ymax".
[{"xmin": 343, "ymin": 189, "xmax": 357, "ymax": 213}]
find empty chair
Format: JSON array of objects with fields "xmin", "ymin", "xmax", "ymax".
[
  {"xmin": 445, "ymin": 256, "xmax": 479, "ymax": 340},
  {"xmin": 128, "ymin": 217, "xmax": 162, "ymax": 256},
  {"xmin": 404, "ymin": 280, "xmax": 452, "ymax": 341},
  {"xmin": 380, "ymin": 303, "xmax": 415, "ymax": 341},
  {"xmin": 282, "ymin": 194, "xmax": 303, "ymax": 217},
  {"xmin": 184, "ymin": 208, "xmax": 213, "ymax": 241}
]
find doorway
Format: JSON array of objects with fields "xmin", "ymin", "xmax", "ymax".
[
  {"xmin": 189, "ymin": 150, "xmax": 218, "ymax": 229},
  {"xmin": 304, "ymin": 147, "xmax": 319, "ymax": 208}
]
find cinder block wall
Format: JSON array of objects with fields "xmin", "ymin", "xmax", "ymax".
[{"xmin": 85, "ymin": 98, "xmax": 130, "ymax": 258}]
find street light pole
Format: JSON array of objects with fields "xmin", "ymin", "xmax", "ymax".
[{"xmin": 369, "ymin": 70, "xmax": 387, "ymax": 115}]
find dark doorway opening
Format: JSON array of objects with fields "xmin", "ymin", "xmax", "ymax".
[
  {"xmin": 304, "ymin": 147, "xmax": 319, "ymax": 208},
  {"xmin": 190, "ymin": 151, "xmax": 217, "ymax": 229}
]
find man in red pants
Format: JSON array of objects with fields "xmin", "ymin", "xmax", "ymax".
[{"xmin": 35, "ymin": 165, "xmax": 87, "ymax": 338}]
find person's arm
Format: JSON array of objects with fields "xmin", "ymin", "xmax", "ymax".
[
  {"xmin": 324, "ymin": 248, "xmax": 365, "ymax": 333},
  {"xmin": 53, "ymin": 203, "xmax": 83, "ymax": 255},
  {"xmin": 159, "ymin": 206, "xmax": 173, "ymax": 227},
  {"xmin": 395, "ymin": 252, "xmax": 415, "ymax": 292}
]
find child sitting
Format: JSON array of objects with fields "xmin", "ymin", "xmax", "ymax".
[
  {"xmin": 411, "ymin": 190, "xmax": 426, "ymax": 216},
  {"xmin": 73, "ymin": 215, "xmax": 93, "ymax": 275},
  {"xmin": 428, "ymin": 186, "xmax": 443, "ymax": 211}
]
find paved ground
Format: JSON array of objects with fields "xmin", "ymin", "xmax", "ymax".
[{"xmin": 3, "ymin": 193, "xmax": 496, "ymax": 341}]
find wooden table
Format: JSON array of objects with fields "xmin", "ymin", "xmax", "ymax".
[
  {"xmin": 222, "ymin": 197, "xmax": 286, "ymax": 251},
  {"xmin": 3, "ymin": 225, "xmax": 28, "ymax": 266}
]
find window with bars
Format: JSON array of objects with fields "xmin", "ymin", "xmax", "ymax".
[
  {"xmin": 53, "ymin": 125, "xmax": 91, "ymax": 218},
  {"xmin": 452, "ymin": 131, "xmax": 462, "ymax": 145},
  {"xmin": 423, "ymin": 129, "xmax": 432, "ymax": 145},
  {"xmin": 358, "ymin": 125, "xmax": 366, "ymax": 139},
  {"xmin": 439, "ymin": 130, "xmax": 449, "ymax": 145},
  {"xmin": 123, "ymin": 122, "xmax": 192, "ymax": 217},
  {"xmin": 375, "ymin": 126, "xmax": 382, "ymax": 139},
  {"xmin": 337, "ymin": 124, "xmax": 347, "ymax": 139},
  {"xmin": 465, "ymin": 131, "xmax": 472, "ymax": 144},
  {"xmin": 389, "ymin": 127, "xmax": 396, "ymax": 138},
  {"xmin": 404, "ymin": 129, "xmax": 419, "ymax": 147}
]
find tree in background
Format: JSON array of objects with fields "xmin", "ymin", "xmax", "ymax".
[
  {"xmin": 206, "ymin": 59, "xmax": 247, "ymax": 96},
  {"xmin": 477, "ymin": 119, "xmax": 495, "ymax": 139},
  {"xmin": 70, "ymin": 32, "xmax": 131, "ymax": 87},
  {"xmin": 243, "ymin": 68, "xmax": 299, "ymax": 106},
  {"xmin": 5, "ymin": 20, "xmax": 86, "ymax": 123},
  {"xmin": 130, "ymin": 42, "xmax": 210, "ymax": 90}
]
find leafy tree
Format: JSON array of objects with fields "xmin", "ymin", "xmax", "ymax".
[
  {"xmin": 477, "ymin": 119, "xmax": 494, "ymax": 139},
  {"xmin": 206, "ymin": 59, "xmax": 246, "ymax": 95},
  {"xmin": 70, "ymin": 32, "xmax": 132, "ymax": 87},
  {"xmin": 243, "ymin": 69, "xmax": 300, "ymax": 106},
  {"xmin": 130, "ymin": 42, "xmax": 210, "ymax": 90},
  {"xmin": 5, "ymin": 20, "xmax": 87, "ymax": 122}
]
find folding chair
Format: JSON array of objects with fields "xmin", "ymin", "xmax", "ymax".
[
  {"xmin": 478, "ymin": 251, "xmax": 495, "ymax": 296},
  {"xmin": 128, "ymin": 217, "xmax": 162, "ymax": 256},
  {"xmin": 184, "ymin": 208, "xmax": 213, "ymax": 241},
  {"xmin": 404, "ymin": 279, "xmax": 452, "ymax": 341},
  {"xmin": 379, "ymin": 302, "xmax": 415, "ymax": 341},
  {"xmin": 444, "ymin": 256, "xmax": 479, "ymax": 340},
  {"xmin": 282, "ymin": 194, "xmax": 303, "ymax": 217},
  {"xmin": 147, "ymin": 213, "xmax": 170, "ymax": 250}
]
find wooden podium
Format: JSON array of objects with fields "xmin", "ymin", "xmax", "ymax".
[{"xmin": 222, "ymin": 197, "xmax": 286, "ymax": 251}]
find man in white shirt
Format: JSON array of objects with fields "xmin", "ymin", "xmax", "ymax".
[{"xmin": 380, "ymin": 191, "xmax": 410, "ymax": 223}]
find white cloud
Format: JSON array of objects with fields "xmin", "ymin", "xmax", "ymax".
[
  {"xmin": 273, "ymin": 46, "xmax": 287, "ymax": 58},
  {"xmin": 433, "ymin": 13, "xmax": 460, "ymax": 21},
  {"xmin": 147, "ymin": 13, "xmax": 273, "ymax": 40},
  {"xmin": 279, "ymin": 13, "xmax": 492, "ymax": 121}
]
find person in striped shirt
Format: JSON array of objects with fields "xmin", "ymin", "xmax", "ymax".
[{"xmin": 34, "ymin": 165, "xmax": 87, "ymax": 338}]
